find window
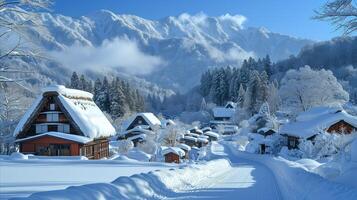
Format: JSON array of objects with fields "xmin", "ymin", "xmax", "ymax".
[
  {"xmin": 36, "ymin": 124, "xmax": 48, "ymax": 134},
  {"xmin": 47, "ymin": 113, "xmax": 59, "ymax": 122},
  {"xmin": 58, "ymin": 124, "xmax": 70, "ymax": 133},
  {"xmin": 50, "ymin": 104, "xmax": 55, "ymax": 110}
]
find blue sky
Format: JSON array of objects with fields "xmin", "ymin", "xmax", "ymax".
[{"xmin": 52, "ymin": 0, "xmax": 343, "ymax": 41}]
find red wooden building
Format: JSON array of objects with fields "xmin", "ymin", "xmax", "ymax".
[
  {"xmin": 13, "ymin": 85, "xmax": 116, "ymax": 159},
  {"xmin": 280, "ymin": 107, "xmax": 357, "ymax": 149}
]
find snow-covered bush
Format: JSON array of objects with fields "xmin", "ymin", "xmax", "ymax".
[
  {"xmin": 116, "ymin": 140, "xmax": 134, "ymax": 155},
  {"xmin": 299, "ymin": 132, "xmax": 357, "ymax": 159}
]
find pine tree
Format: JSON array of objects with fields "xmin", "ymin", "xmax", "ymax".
[
  {"xmin": 200, "ymin": 97, "xmax": 207, "ymax": 111},
  {"xmin": 237, "ymin": 84, "xmax": 245, "ymax": 108},
  {"xmin": 109, "ymin": 79, "xmax": 127, "ymax": 118},
  {"xmin": 79, "ymin": 74, "xmax": 86, "ymax": 91},
  {"xmin": 264, "ymin": 55, "xmax": 273, "ymax": 78},
  {"xmin": 70, "ymin": 72, "xmax": 80, "ymax": 89}
]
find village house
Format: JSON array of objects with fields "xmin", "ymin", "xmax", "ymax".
[
  {"xmin": 161, "ymin": 146, "xmax": 185, "ymax": 163},
  {"xmin": 280, "ymin": 107, "xmax": 357, "ymax": 149},
  {"xmin": 117, "ymin": 112, "xmax": 161, "ymax": 146},
  {"xmin": 210, "ymin": 102, "xmax": 237, "ymax": 134},
  {"xmin": 13, "ymin": 85, "xmax": 116, "ymax": 159}
]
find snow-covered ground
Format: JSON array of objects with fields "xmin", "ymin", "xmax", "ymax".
[
  {"xmin": 0, "ymin": 158, "xmax": 176, "ymax": 199},
  {"xmin": 2, "ymin": 141, "xmax": 357, "ymax": 199}
]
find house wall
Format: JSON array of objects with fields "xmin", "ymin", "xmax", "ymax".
[
  {"xmin": 80, "ymin": 139, "xmax": 109, "ymax": 159},
  {"xmin": 327, "ymin": 120, "xmax": 356, "ymax": 134},
  {"xmin": 164, "ymin": 152, "xmax": 180, "ymax": 163},
  {"xmin": 17, "ymin": 94, "xmax": 83, "ymax": 139},
  {"xmin": 19, "ymin": 136, "xmax": 80, "ymax": 156}
]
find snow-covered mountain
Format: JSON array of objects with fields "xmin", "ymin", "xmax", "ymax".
[{"xmin": 7, "ymin": 10, "xmax": 313, "ymax": 92}]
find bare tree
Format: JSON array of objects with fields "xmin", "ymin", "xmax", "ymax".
[
  {"xmin": 0, "ymin": 0, "xmax": 51, "ymax": 88},
  {"xmin": 314, "ymin": 0, "xmax": 357, "ymax": 35}
]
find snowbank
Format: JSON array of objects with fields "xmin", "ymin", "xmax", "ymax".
[
  {"xmin": 9, "ymin": 152, "xmax": 28, "ymax": 160},
  {"xmin": 12, "ymin": 159, "xmax": 231, "ymax": 200},
  {"xmin": 225, "ymin": 142, "xmax": 357, "ymax": 200},
  {"xmin": 127, "ymin": 149, "xmax": 152, "ymax": 162}
]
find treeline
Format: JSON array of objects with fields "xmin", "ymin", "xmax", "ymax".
[
  {"xmin": 199, "ymin": 55, "xmax": 279, "ymax": 116},
  {"xmin": 68, "ymin": 72, "xmax": 145, "ymax": 119}
]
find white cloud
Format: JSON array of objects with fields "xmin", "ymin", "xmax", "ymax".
[{"xmin": 49, "ymin": 38, "xmax": 164, "ymax": 75}]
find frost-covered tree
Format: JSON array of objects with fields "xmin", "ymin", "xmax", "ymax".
[
  {"xmin": 117, "ymin": 140, "xmax": 134, "ymax": 155},
  {"xmin": 279, "ymin": 66, "xmax": 349, "ymax": 113},
  {"xmin": 0, "ymin": 84, "xmax": 33, "ymax": 154},
  {"xmin": 159, "ymin": 124, "xmax": 184, "ymax": 147},
  {"xmin": 314, "ymin": 0, "xmax": 357, "ymax": 35},
  {"xmin": 0, "ymin": 0, "xmax": 51, "ymax": 89}
]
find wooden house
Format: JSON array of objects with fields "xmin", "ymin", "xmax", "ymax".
[
  {"xmin": 280, "ymin": 107, "xmax": 357, "ymax": 149},
  {"xmin": 13, "ymin": 85, "xmax": 116, "ymax": 159},
  {"xmin": 161, "ymin": 147, "xmax": 185, "ymax": 163},
  {"xmin": 117, "ymin": 113, "xmax": 161, "ymax": 146}
]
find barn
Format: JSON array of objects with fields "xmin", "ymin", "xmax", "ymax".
[
  {"xmin": 280, "ymin": 107, "xmax": 357, "ymax": 149},
  {"xmin": 13, "ymin": 85, "xmax": 116, "ymax": 159}
]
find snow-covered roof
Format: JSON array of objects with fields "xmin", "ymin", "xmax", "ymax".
[
  {"xmin": 201, "ymin": 127, "xmax": 212, "ymax": 132},
  {"xmin": 197, "ymin": 137, "xmax": 209, "ymax": 143},
  {"xmin": 204, "ymin": 131, "xmax": 220, "ymax": 138},
  {"xmin": 212, "ymin": 107, "xmax": 235, "ymax": 118},
  {"xmin": 296, "ymin": 106, "xmax": 342, "ymax": 122},
  {"xmin": 189, "ymin": 127, "xmax": 203, "ymax": 135},
  {"xmin": 123, "ymin": 112, "xmax": 162, "ymax": 130},
  {"xmin": 122, "ymin": 126, "xmax": 155, "ymax": 135},
  {"xmin": 257, "ymin": 127, "xmax": 276, "ymax": 133},
  {"xmin": 183, "ymin": 136, "xmax": 197, "ymax": 142},
  {"xmin": 186, "ymin": 132, "xmax": 200, "ymax": 138},
  {"xmin": 176, "ymin": 143, "xmax": 191, "ymax": 151},
  {"xmin": 127, "ymin": 134, "xmax": 146, "ymax": 141},
  {"xmin": 161, "ymin": 146, "xmax": 185, "ymax": 157},
  {"xmin": 280, "ymin": 108, "xmax": 357, "ymax": 139},
  {"xmin": 225, "ymin": 101, "xmax": 237, "ymax": 109},
  {"xmin": 14, "ymin": 85, "xmax": 116, "ymax": 139},
  {"xmin": 161, "ymin": 119, "xmax": 175, "ymax": 128},
  {"xmin": 14, "ymin": 132, "xmax": 93, "ymax": 144}
]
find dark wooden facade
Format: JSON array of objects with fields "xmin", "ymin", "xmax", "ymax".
[
  {"xmin": 327, "ymin": 120, "xmax": 355, "ymax": 134},
  {"xmin": 164, "ymin": 152, "xmax": 180, "ymax": 163},
  {"xmin": 16, "ymin": 91, "xmax": 110, "ymax": 159}
]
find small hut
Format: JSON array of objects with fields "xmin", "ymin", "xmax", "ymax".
[{"xmin": 161, "ymin": 147, "xmax": 185, "ymax": 163}]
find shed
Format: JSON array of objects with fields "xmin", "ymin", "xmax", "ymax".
[{"xmin": 161, "ymin": 147, "xmax": 185, "ymax": 163}]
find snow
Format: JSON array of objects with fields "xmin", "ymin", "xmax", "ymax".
[
  {"xmin": 9, "ymin": 152, "xmax": 28, "ymax": 160},
  {"xmin": 280, "ymin": 108, "xmax": 357, "ymax": 139},
  {"xmin": 182, "ymin": 135, "xmax": 197, "ymax": 142},
  {"xmin": 176, "ymin": 143, "xmax": 191, "ymax": 151},
  {"xmin": 0, "ymin": 158, "xmax": 174, "ymax": 199},
  {"xmin": 126, "ymin": 133, "xmax": 146, "ymax": 141},
  {"xmin": 13, "ymin": 85, "xmax": 116, "ymax": 139},
  {"xmin": 204, "ymin": 131, "xmax": 220, "ymax": 138},
  {"xmin": 161, "ymin": 146, "xmax": 185, "ymax": 157},
  {"xmin": 15, "ymin": 132, "xmax": 93, "ymax": 144},
  {"xmin": 351, "ymin": 139, "xmax": 357, "ymax": 162},
  {"xmin": 201, "ymin": 127, "xmax": 212, "ymax": 132},
  {"xmin": 58, "ymin": 94, "xmax": 115, "ymax": 139},
  {"xmin": 127, "ymin": 149, "xmax": 152, "ymax": 162},
  {"xmin": 123, "ymin": 112, "xmax": 162, "ymax": 130},
  {"xmin": 212, "ymin": 107, "xmax": 236, "ymax": 118}
]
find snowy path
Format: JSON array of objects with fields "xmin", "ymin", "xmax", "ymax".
[{"xmin": 168, "ymin": 142, "xmax": 282, "ymax": 199}]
